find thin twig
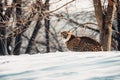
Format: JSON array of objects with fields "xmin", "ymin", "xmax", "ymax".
[{"xmin": 49, "ymin": 0, "xmax": 76, "ymax": 13}]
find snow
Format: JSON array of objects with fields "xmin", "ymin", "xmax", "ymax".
[{"xmin": 0, "ymin": 52, "xmax": 120, "ymax": 80}]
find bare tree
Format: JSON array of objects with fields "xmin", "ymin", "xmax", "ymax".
[
  {"xmin": 45, "ymin": 0, "xmax": 50, "ymax": 53},
  {"xmin": 0, "ymin": 0, "xmax": 13, "ymax": 55},
  {"xmin": 13, "ymin": 0, "xmax": 22, "ymax": 55},
  {"xmin": 116, "ymin": 0, "xmax": 120, "ymax": 50},
  {"xmin": 0, "ymin": 0, "xmax": 6, "ymax": 55},
  {"xmin": 25, "ymin": 20, "xmax": 42, "ymax": 54},
  {"xmin": 93, "ymin": 0, "xmax": 116, "ymax": 51},
  {"xmin": 25, "ymin": 0, "xmax": 43, "ymax": 54}
]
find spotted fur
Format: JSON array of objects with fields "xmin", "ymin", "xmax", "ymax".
[{"xmin": 61, "ymin": 31, "xmax": 103, "ymax": 51}]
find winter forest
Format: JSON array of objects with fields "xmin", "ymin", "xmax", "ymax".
[
  {"xmin": 0, "ymin": 0, "xmax": 120, "ymax": 55},
  {"xmin": 0, "ymin": 0, "xmax": 120, "ymax": 80}
]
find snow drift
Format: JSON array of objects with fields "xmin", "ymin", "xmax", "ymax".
[{"xmin": 0, "ymin": 52, "xmax": 120, "ymax": 80}]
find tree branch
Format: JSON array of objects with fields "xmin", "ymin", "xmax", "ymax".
[{"xmin": 49, "ymin": 0, "xmax": 76, "ymax": 13}]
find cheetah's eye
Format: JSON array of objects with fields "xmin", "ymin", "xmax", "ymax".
[{"xmin": 63, "ymin": 33, "xmax": 68, "ymax": 39}]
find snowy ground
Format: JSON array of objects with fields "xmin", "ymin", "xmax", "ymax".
[{"xmin": 0, "ymin": 52, "xmax": 120, "ymax": 80}]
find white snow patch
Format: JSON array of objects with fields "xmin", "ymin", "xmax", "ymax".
[{"xmin": 0, "ymin": 52, "xmax": 120, "ymax": 80}]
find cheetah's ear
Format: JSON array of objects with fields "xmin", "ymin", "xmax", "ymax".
[
  {"xmin": 68, "ymin": 31, "xmax": 72, "ymax": 35},
  {"xmin": 68, "ymin": 31, "xmax": 71, "ymax": 32}
]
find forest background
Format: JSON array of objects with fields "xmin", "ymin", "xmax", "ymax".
[{"xmin": 0, "ymin": 0, "xmax": 120, "ymax": 55}]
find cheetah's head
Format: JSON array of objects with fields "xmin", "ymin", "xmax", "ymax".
[{"xmin": 61, "ymin": 31, "xmax": 72, "ymax": 42}]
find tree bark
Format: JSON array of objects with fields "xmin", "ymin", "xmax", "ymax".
[
  {"xmin": 93, "ymin": 0, "xmax": 116, "ymax": 51},
  {"xmin": 13, "ymin": 0, "xmax": 22, "ymax": 55},
  {"xmin": 0, "ymin": 1, "xmax": 9, "ymax": 55},
  {"xmin": 25, "ymin": 20, "xmax": 42, "ymax": 54},
  {"xmin": 103, "ymin": 0, "xmax": 116, "ymax": 51},
  {"xmin": 93, "ymin": 0, "xmax": 104, "ymax": 48},
  {"xmin": 0, "ymin": 28, "xmax": 7, "ymax": 55},
  {"xmin": 45, "ymin": 0, "xmax": 50, "ymax": 53},
  {"xmin": 93, "ymin": 0, "xmax": 103, "ymax": 29},
  {"xmin": 117, "ymin": 0, "xmax": 120, "ymax": 50}
]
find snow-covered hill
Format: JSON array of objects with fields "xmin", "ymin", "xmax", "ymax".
[{"xmin": 0, "ymin": 52, "xmax": 120, "ymax": 80}]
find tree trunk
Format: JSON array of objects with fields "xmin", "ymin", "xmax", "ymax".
[
  {"xmin": 93, "ymin": 0, "xmax": 104, "ymax": 48},
  {"xmin": 116, "ymin": 0, "xmax": 120, "ymax": 50},
  {"xmin": 103, "ymin": 0, "xmax": 116, "ymax": 51},
  {"xmin": 6, "ymin": 1, "xmax": 14, "ymax": 55},
  {"xmin": 45, "ymin": 0, "xmax": 50, "ymax": 53},
  {"xmin": 0, "ymin": 1, "xmax": 9, "ymax": 55},
  {"xmin": 13, "ymin": 0, "xmax": 22, "ymax": 55},
  {"xmin": 25, "ymin": 20, "xmax": 42, "ymax": 54},
  {"xmin": 0, "ymin": 28, "xmax": 7, "ymax": 55},
  {"xmin": 93, "ymin": 0, "xmax": 116, "ymax": 51}
]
